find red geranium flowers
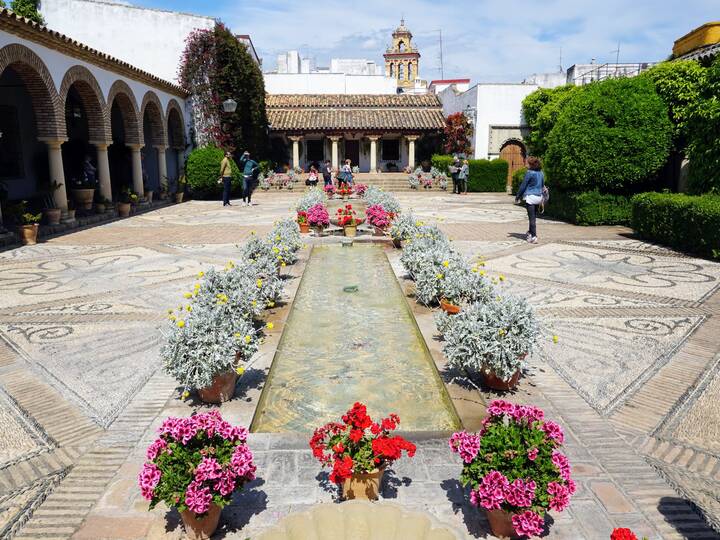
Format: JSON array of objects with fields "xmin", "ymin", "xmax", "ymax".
[{"xmin": 309, "ymin": 402, "xmax": 416, "ymax": 484}]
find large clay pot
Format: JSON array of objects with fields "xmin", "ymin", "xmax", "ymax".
[
  {"xmin": 117, "ymin": 202, "xmax": 131, "ymax": 217},
  {"xmin": 180, "ymin": 503, "xmax": 222, "ymax": 540},
  {"xmin": 95, "ymin": 203, "xmax": 106, "ymax": 214},
  {"xmin": 344, "ymin": 224, "xmax": 357, "ymax": 238},
  {"xmin": 61, "ymin": 209, "xmax": 76, "ymax": 224},
  {"xmin": 299, "ymin": 222, "xmax": 310, "ymax": 233},
  {"xmin": 481, "ymin": 368, "xmax": 521, "ymax": 391},
  {"xmin": 197, "ymin": 371, "xmax": 237, "ymax": 404},
  {"xmin": 486, "ymin": 509, "xmax": 518, "ymax": 539},
  {"xmin": 341, "ymin": 468, "xmax": 384, "ymax": 501},
  {"xmin": 71, "ymin": 189, "xmax": 95, "ymax": 210},
  {"xmin": 175, "ymin": 192, "xmax": 185, "ymax": 203},
  {"xmin": 44, "ymin": 208, "xmax": 61, "ymax": 226},
  {"xmin": 440, "ymin": 298, "xmax": 461, "ymax": 315},
  {"xmin": 19, "ymin": 224, "xmax": 39, "ymax": 245}
]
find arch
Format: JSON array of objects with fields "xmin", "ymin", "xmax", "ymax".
[
  {"xmin": 399, "ymin": 63, "xmax": 406, "ymax": 81},
  {"xmin": 0, "ymin": 43, "xmax": 63, "ymax": 139},
  {"xmin": 140, "ymin": 90, "xmax": 167, "ymax": 147},
  {"xmin": 398, "ymin": 40, "xmax": 405, "ymax": 52},
  {"xmin": 408, "ymin": 62, "xmax": 413, "ymax": 81},
  {"xmin": 107, "ymin": 80, "xmax": 141, "ymax": 145},
  {"xmin": 59, "ymin": 65, "xmax": 110, "ymax": 144},
  {"xmin": 165, "ymin": 99, "xmax": 185, "ymax": 149},
  {"xmin": 499, "ymin": 139, "xmax": 527, "ymax": 190},
  {"xmin": 389, "ymin": 63, "xmax": 395, "ymax": 77}
]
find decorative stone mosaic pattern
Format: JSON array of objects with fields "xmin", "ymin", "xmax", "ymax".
[
  {"xmin": 539, "ymin": 316, "xmax": 703, "ymax": 414},
  {"xmin": 488, "ymin": 243, "xmax": 720, "ymax": 302},
  {"xmin": 0, "ymin": 388, "xmax": 53, "ymax": 468}
]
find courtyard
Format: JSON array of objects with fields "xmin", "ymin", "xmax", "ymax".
[{"xmin": 0, "ymin": 192, "xmax": 718, "ymax": 539}]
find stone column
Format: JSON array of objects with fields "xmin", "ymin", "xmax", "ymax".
[
  {"xmin": 329, "ymin": 136, "xmax": 341, "ymax": 169},
  {"xmin": 94, "ymin": 143, "xmax": 112, "ymax": 202},
  {"xmin": 128, "ymin": 144, "xmax": 144, "ymax": 195},
  {"xmin": 155, "ymin": 145, "xmax": 168, "ymax": 188},
  {"xmin": 289, "ymin": 136, "xmax": 301, "ymax": 170},
  {"xmin": 368, "ymin": 136, "xmax": 379, "ymax": 174},
  {"xmin": 406, "ymin": 135, "xmax": 419, "ymax": 170},
  {"xmin": 176, "ymin": 148, "xmax": 185, "ymax": 177},
  {"xmin": 41, "ymin": 138, "xmax": 69, "ymax": 213}
]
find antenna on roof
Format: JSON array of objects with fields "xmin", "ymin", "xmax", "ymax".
[{"xmin": 438, "ymin": 29, "xmax": 444, "ymax": 79}]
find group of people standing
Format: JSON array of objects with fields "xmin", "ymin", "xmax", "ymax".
[
  {"xmin": 305, "ymin": 159, "xmax": 354, "ymax": 188},
  {"xmin": 449, "ymin": 156, "xmax": 469, "ymax": 195}
]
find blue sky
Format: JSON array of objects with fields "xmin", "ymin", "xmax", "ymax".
[{"xmin": 142, "ymin": 0, "xmax": 715, "ymax": 83}]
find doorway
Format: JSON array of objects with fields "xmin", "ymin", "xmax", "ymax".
[
  {"xmin": 499, "ymin": 141, "xmax": 526, "ymax": 191},
  {"xmin": 344, "ymin": 140, "xmax": 359, "ymax": 168}
]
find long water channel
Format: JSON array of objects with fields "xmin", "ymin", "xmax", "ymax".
[{"xmin": 251, "ymin": 243, "xmax": 460, "ymax": 432}]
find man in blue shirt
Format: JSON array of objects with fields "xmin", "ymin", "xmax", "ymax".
[{"xmin": 239, "ymin": 151, "xmax": 259, "ymax": 207}]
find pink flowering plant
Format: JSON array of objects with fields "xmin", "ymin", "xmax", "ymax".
[
  {"xmin": 138, "ymin": 411, "xmax": 256, "ymax": 516},
  {"xmin": 365, "ymin": 204, "xmax": 391, "ymax": 229},
  {"xmin": 449, "ymin": 400, "xmax": 575, "ymax": 538},
  {"xmin": 307, "ymin": 203, "xmax": 330, "ymax": 228}
]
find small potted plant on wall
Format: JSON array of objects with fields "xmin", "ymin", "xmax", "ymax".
[
  {"xmin": 18, "ymin": 208, "xmax": 42, "ymax": 246},
  {"xmin": 449, "ymin": 400, "xmax": 575, "ymax": 539},
  {"xmin": 70, "ymin": 156, "xmax": 98, "ymax": 210},
  {"xmin": 42, "ymin": 181, "xmax": 63, "ymax": 225},
  {"xmin": 139, "ymin": 410, "xmax": 256, "ymax": 540},
  {"xmin": 307, "ymin": 203, "xmax": 329, "ymax": 235},
  {"xmin": 296, "ymin": 211, "xmax": 310, "ymax": 233},
  {"xmin": 117, "ymin": 187, "xmax": 138, "ymax": 218},
  {"xmin": 309, "ymin": 402, "xmax": 416, "ymax": 501}
]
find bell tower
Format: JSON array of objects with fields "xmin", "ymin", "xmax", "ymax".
[{"xmin": 384, "ymin": 18, "xmax": 420, "ymax": 90}]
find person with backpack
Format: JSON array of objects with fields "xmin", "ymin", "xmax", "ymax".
[
  {"xmin": 238, "ymin": 151, "xmax": 259, "ymax": 207},
  {"xmin": 340, "ymin": 159, "xmax": 353, "ymax": 186},
  {"xmin": 515, "ymin": 156, "xmax": 546, "ymax": 244}
]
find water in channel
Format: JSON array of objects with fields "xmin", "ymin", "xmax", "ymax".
[{"xmin": 251, "ymin": 243, "xmax": 460, "ymax": 433}]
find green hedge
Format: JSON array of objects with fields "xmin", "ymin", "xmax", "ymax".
[
  {"xmin": 631, "ymin": 192, "xmax": 720, "ymax": 258},
  {"xmin": 511, "ymin": 167, "xmax": 527, "ymax": 195},
  {"xmin": 186, "ymin": 146, "xmax": 241, "ymax": 198},
  {"xmin": 431, "ymin": 155, "xmax": 508, "ymax": 192},
  {"xmin": 544, "ymin": 189, "xmax": 632, "ymax": 226}
]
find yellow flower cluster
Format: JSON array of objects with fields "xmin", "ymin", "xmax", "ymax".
[
  {"xmin": 442, "ymin": 260, "xmax": 450, "ymax": 268},
  {"xmin": 553, "ymin": 335, "xmax": 559, "ymax": 344},
  {"xmin": 256, "ymin": 279, "xmax": 263, "ymax": 288},
  {"xmin": 266, "ymin": 322, "xmax": 274, "ymax": 330},
  {"xmin": 436, "ymin": 273, "xmax": 444, "ymax": 279},
  {"xmin": 216, "ymin": 293, "xmax": 228, "ymax": 305}
]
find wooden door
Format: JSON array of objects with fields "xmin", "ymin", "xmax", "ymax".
[
  {"xmin": 344, "ymin": 140, "xmax": 359, "ymax": 168},
  {"xmin": 500, "ymin": 141, "xmax": 526, "ymax": 191}
]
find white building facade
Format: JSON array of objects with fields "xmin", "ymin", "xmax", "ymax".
[{"xmin": 263, "ymin": 72, "xmax": 397, "ymax": 95}]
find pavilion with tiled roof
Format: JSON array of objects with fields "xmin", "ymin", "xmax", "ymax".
[{"xmin": 266, "ymin": 93, "xmax": 445, "ymax": 172}]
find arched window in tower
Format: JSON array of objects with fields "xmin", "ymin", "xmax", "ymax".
[
  {"xmin": 398, "ymin": 41, "xmax": 405, "ymax": 52},
  {"xmin": 408, "ymin": 63, "xmax": 413, "ymax": 81},
  {"xmin": 389, "ymin": 63, "xmax": 394, "ymax": 77},
  {"xmin": 399, "ymin": 63, "xmax": 406, "ymax": 80}
]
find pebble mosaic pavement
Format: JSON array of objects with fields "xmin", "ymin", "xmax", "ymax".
[{"xmin": 0, "ymin": 192, "xmax": 717, "ymax": 539}]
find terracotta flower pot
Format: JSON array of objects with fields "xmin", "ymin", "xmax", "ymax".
[
  {"xmin": 392, "ymin": 237, "xmax": 402, "ymax": 249},
  {"xmin": 481, "ymin": 368, "xmax": 521, "ymax": 391},
  {"xmin": 95, "ymin": 203, "xmax": 106, "ymax": 214},
  {"xmin": 299, "ymin": 222, "xmax": 310, "ymax": 233},
  {"xmin": 343, "ymin": 224, "xmax": 357, "ymax": 237},
  {"xmin": 71, "ymin": 188, "xmax": 95, "ymax": 210},
  {"xmin": 180, "ymin": 503, "xmax": 222, "ymax": 540},
  {"xmin": 373, "ymin": 226, "xmax": 386, "ymax": 237},
  {"xmin": 486, "ymin": 509, "xmax": 519, "ymax": 539},
  {"xmin": 19, "ymin": 224, "xmax": 39, "ymax": 245},
  {"xmin": 117, "ymin": 202, "xmax": 131, "ymax": 217},
  {"xmin": 440, "ymin": 298, "xmax": 461, "ymax": 314},
  {"xmin": 175, "ymin": 192, "xmax": 185, "ymax": 203},
  {"xmin": 341, "ymin": 468, "xmax": 384, "ymax": 501},
  {"xmin": 197, "ymin": 371, "xmax": 237, "ymax": 404},
  {"xmin": 44, "ymin": 208, "xmax": 61, "ymax": 226}
]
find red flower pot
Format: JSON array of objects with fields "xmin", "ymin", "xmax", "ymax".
[
  {"xmin": 181, "ymin": 503, "xmax": 221, "ymax": 540},
  {"xmin": 299, "ymin": 222, "xmax": 310, "ymax": 233},
  {"xmin": 440, "ymin": 298, "xmax": 461, "ymax": 314},
  {"xmin": 197, "ymin": 371, "xmax": 237, "ymax": 404},
  {"xmin": 481, "ymin": 368, "xmax": 521, "ymax": 391},
  {"xmin": 486, "ymin": 509, "xmax": 519, "ymax": 539}
]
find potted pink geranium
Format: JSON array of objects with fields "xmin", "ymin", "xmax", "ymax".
[
  {"xmin": 365, "ymin": 204, "xmax": 390, "ymax": 236},
  {"xmin": 307, "ymin": 203, "xmax": 330, "ymax": 234},
  {"xmin": 449, "ymin": 400, "xmax": 574, "ymax": 539},
  {"xmin": 138, "ymin": 411, "xmax": 256, "ymax": 540}
]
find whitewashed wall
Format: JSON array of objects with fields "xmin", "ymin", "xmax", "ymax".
[
  {"xmin": 438, "ymin": 83, "xmax": 538, "ymax": 159},
  {"xmin": 40, "ymin": 0, "xmax": 215, "ymax": 84},
  {"xmin": 264, "ymin": 73, "xmax": 397, "ymax": 95}
]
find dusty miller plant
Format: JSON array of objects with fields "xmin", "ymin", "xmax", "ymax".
[
  {"xmin": 389, "ymin": 213, "xmax": 420, "ymax": 241},
  {"xmin": 268, "ymin": 219, "xmax": 302, "ymax": 264},
  {"xmin": 296, "ymin": 187, "xmax": 326, "ymax": 212}
]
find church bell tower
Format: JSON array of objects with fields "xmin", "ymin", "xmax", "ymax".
[{"xmin": 383, "ymin": 18, "xmax": 420, "ymax": 90}]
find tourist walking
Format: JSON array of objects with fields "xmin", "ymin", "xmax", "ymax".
[
  {"xmin": 515, "ymin": 156, "xmax": 545, "ymax": 244},
  {"xmin": 219, "ymin": 150, "xmax": 234, "ymax": 207},
  {"xmin": 449, "ymin": 156, "xmax": 460, "ymax": 194},
  {"xmin": 322, "ymin": 160, "xmax": 333, "ymax": 187},
  {"xmin": 340, "ymin": 159, "xmax": 353, "ymax": 186},
  {"xmin": 458, "ymin": 159, "xmax": 469, "ymax": 195},
  {"xmin": 239, "ymin": 151, "xmax": 259, "ymax": 207}
]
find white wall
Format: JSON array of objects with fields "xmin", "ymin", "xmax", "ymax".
[
  {"xmin": 264, "ymin": 73, "xmax": 397, "ymax": 94},
  {"xmin": 40, "ymin": 0, "xmax": 215, "ymax": 84},
  {"xmin": 438, "ymin": 83, "xmax": 538, "ymax": 159}
]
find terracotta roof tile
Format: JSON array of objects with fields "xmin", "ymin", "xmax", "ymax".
[{"xmin": 267, "ymin": 94, "xmax": 445, "ymax": 132}]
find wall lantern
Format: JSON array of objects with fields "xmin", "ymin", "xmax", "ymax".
[{"xmin": 222, "ymin": 98, "xmax": 238, "ymax": 113}]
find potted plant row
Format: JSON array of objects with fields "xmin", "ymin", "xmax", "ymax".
[
  {"xmin": 117, "ymin": 187, "xmax": 139, "ymax": 217},
  {"xmin": 365, "ymin": 204, "xmax": 391, "ymax": 236},
  {"xmin": 307, "ymin": 203, "xmax": 329, "ymax": 234}
]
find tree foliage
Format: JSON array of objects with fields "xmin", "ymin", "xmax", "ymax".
[
  {"xmin": 443, "ymin": 112, "xmax": 473, "ymax": 155},
  {"xmin": 521, "ymin": 85, "xmax": 576, "ymax": 157},
  {"xmin": 10, "ymin": 0, "xmax": 44, "ymax": 24},
  {"xmin": 179, "ymin": 23, "xmax": 268, "ymax": 157},
  {"xmin": 686, "ymin": 56, "xmax": 720, "ymax": 194},
  {"xmin": 545, "ymin": 77, "xmax": 672, "ymax": 193},
  {"xmin": 641, "ymin": 60, "xmax": 707, "ymax": 148}
]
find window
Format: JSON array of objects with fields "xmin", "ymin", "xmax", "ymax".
[
  {"xmin": 306, "ymin": 139, "xmax": 324, "ymax": 162},
  {"xmin": 389, "ymin": 63, "xmax": 394, "ymax": 77},
  {"xmin": 0, "ymin": 106, "xmax": 24, "ymax": 179},
  {"xmin": 381, "ymin": 139, "xmax": 400, "ymax": 161},
  {"xmin": 399, "ymin": 63, "xmax": 405, "ymax": 80},
  {"xmin": 408, "ymin": 63, "xmax": 413, "ymax": 80}
]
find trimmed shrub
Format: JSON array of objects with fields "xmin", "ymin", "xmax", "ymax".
[
  {"xmin": 545, "ymin": 77, "xmax": 672, "ymax": 194},
  {"xmin": 631, "ymin": 192, "xmax": 720, "ymax": 258},
  {"xmin": 511, "ymin": 167, "xmax": 527, "ymax": 195},
  {"xmin": 687, "ymin": 56, "xmax": 720, "ymax": 194},
  {"xmin": 544, "ymin": 190, "xmax": 632, "ymax": 226},
  {"xmin": 186, "ymin": 146, "xmax": 241, "ymax": 198},
  {"xmin": 467, "ymin": 159, "xmax": 508, "ymax": 192},
  {"xmin": 431, "ymin": 154, "xmax": 454, "ymax": 174},
  {"xmin": 522, "ymin": 85, "xmax": 577, "ymax": 157}
]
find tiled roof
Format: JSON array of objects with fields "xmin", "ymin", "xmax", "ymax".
[
  {"xmin": 0, "ymin": 8, "xmax": 188, "ymax": 96},
  {"xmin": 266, "ymin": 94, "xmax": 445, "ymax": 132}
]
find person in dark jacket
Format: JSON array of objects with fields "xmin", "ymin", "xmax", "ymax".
[
  {"xmin": 515, "ymin": 156, "xmax": 545, "ymax": 244},
  {"xmin": 322, "ymin": 160, "xmax": 333, "ymax": 187},
  {"xmin": 239, "ymin": 151, "xmax": 259, "ymax": 207}
]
